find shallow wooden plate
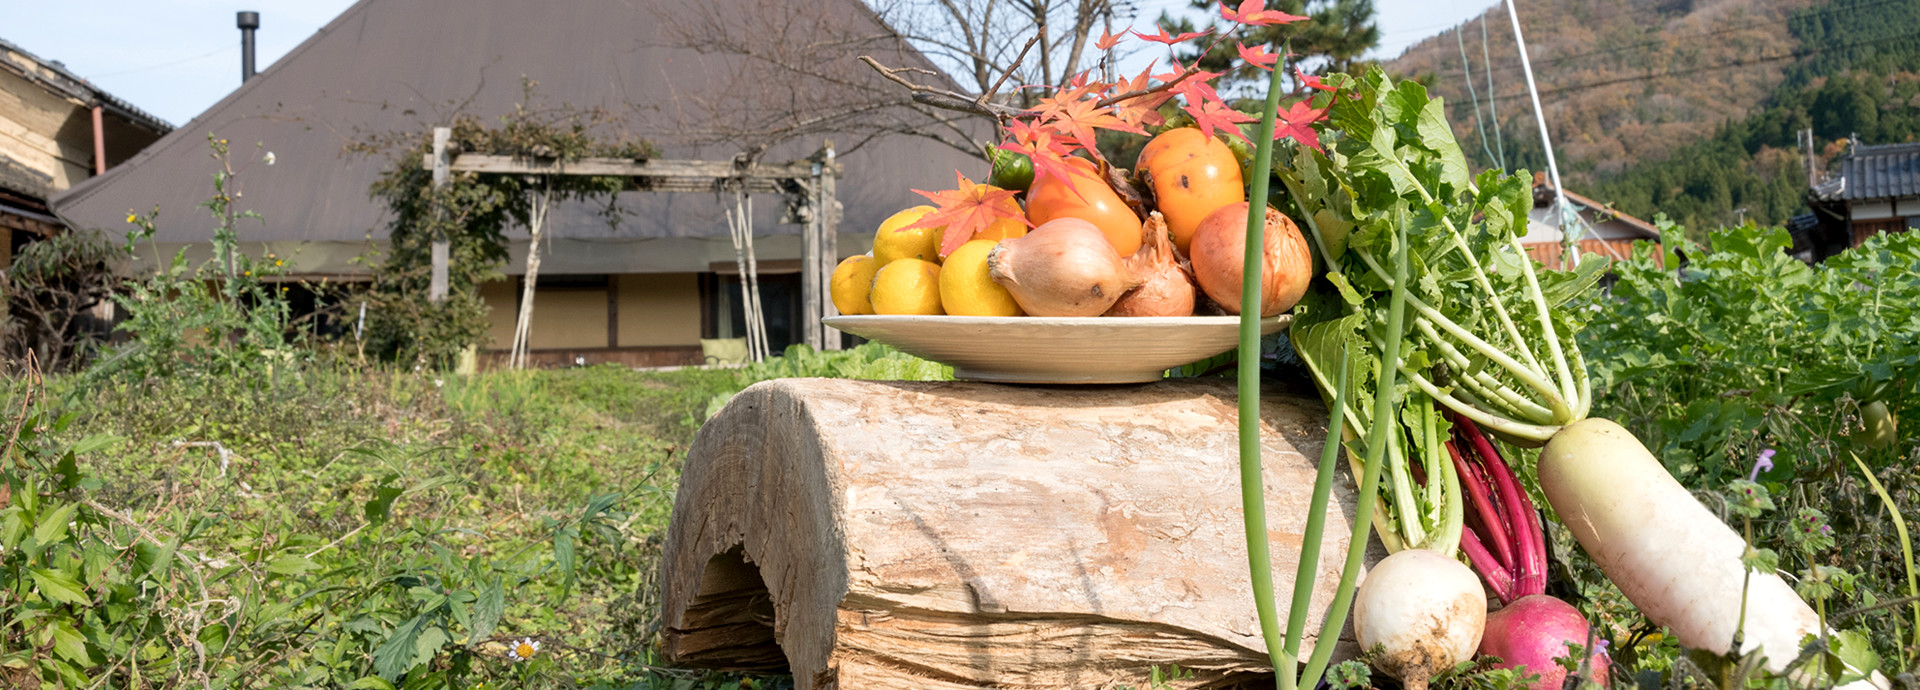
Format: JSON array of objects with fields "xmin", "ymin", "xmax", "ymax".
[{"xmin": 823, "ymin": 314, "xmax": 1291, "ymax": 384}]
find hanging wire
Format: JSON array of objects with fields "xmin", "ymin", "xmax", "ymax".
[
  {"xmin": 1456, "ymin": 23, "xmax": 1501, "ymax": 169},
  {"xmin": 1482, "ymin": 17, "xmax": 1508, "ymax": 172}
]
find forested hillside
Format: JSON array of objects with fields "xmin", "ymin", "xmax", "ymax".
[{"xmin": 1385, "ymin": 0, "xmax": 1920, "ymax": 232}]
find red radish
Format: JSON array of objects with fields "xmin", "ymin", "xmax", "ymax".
[
  {"xmin": 1540, "ymin": 419, "xmax": 1890, "ymax": 689},
  {"xmin": 1353, "ymin": 549, "xmax": 1487, "ymax": 690},
  {"xmin": 1446, "ymin": 414, "xmax": 1609, "ymax": 690},
  {"xmin": 1479, "ymin": 594, "xmax": 1609, "ymax": 690}
]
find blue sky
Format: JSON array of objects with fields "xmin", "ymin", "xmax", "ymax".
[{"xmin": 2, "ymin": 0, "xmax": 1497, "ymax": 126}]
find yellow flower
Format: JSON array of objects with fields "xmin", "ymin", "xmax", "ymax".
[{"xmin": 126, "ymin": 210, "xmax": 138, "ymax": 223}]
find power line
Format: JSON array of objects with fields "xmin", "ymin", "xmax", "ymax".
[{"xmin": 90, "ymin": 45, "xmax": 237, "ymax": 78}]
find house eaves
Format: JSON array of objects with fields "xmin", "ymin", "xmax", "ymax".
[{"xmin": 0, "ymin": 36, "xmax": 175, "ymax": 135}]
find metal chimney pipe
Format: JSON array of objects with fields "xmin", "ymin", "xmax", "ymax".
[{"xmin": 237, "ymin": 11, "xmax": 260, "ymax": 82}]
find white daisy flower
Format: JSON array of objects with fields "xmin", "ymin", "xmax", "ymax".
[{"xmin": 507, "ymin": 637, "xmax": 540, "ymax": 662}]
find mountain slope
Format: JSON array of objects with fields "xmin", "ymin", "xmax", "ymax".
[{"xmin": 1383, "ymin": 0, "xmax": 1920, "ymax": 231}]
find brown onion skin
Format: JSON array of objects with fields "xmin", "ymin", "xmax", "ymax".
[
  {"xmin": 1106, "ymin": 212, "xmax": 1196, "ymax": 317},
  {"xmin": 987, "ymin": 218, "xmax": 1138, "ymax": 317},
  {"xmin": 1188, "ymin": 203, "xmax": 1312, "ymax": 316}
]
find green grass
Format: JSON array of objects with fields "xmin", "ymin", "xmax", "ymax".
[
  {"xmin": 0, "ymin": 357, "xmax": 763, "ymax": 688},
  {"xmin": 0, "ymin": 341, "xmax": 948, "ymax": 689}
]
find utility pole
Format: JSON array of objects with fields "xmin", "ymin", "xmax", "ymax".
[{"xmin": 1505, "ymin": 0, "xmax": 1578, "ymax": 268}]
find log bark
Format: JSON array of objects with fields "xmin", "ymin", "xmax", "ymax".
[{"xmin": 661, "ymin": 378, "xmax": 1381, "ymax": 689}]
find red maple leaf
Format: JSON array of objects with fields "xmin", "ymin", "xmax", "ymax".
[
  {"xmin": 1106, "ymin": 65, "xmax": 1171, "ymax": 129},
  {"xmin": 1237, "ymin": 42, "xmax": 1278, "ymax": 71},
  {"xmin": 1296, "ymin": 68, "xmax": 1334, "ymax": 92},
  {"xmin": 1095, "ymin": 26, "xmax": 1125, "ymax": 51},
  {"xmin": 906, "ymin": 172, "xmax": 1034, "ymax": 257},
  {"xmin": 1132, "ymin": 26, "xmax": 1210, "ymax": 45},
  {"xmin": 1029, "ymin": 88, "xmax": 1146, "ymax": 158},
  {"xmin": 1273, "ymin": 99, "xmax": 1327, "ymax": 152},
  {"xmin": 1168, "ymin": 68, "xmax": 1226, "ymax": 110},
  {"xmin": 1185, "ymin": 97, "xmax": 1257, "ymax": 143},
  {"xmin": 1219, "ymin": 0, "xmax": 1308, "ymax": 27},
  {"xmin": 1000, "ymin": 118, "xmax": 1085, "ymax": 200}
]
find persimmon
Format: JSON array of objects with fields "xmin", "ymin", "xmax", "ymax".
[
  {"xmin": 1137, "ymin": 127, "xmax": 1246, "ymax": 253},
  {"xmin": 1024, "ymin": 156, "xmax": 1143, "ymax": 256}
]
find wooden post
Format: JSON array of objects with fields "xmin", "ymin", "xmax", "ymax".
[
  {"xmin": 818, "ymin": 144, "xmax": 842, "ymax": 351},
  {"xmin": 429, "ymin": 127, "xmax": 451, "ymax": 304},
  {"xmin": 802, "ymin": 155, "xmax": 825, "ymax": 351}
]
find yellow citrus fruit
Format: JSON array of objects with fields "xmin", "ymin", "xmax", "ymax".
[
  {"xmin": 873, "ymin": 206, "xmax": 943, "ymax": 266},
  {"xmin": 939, "ymin": 239, "xmax": 1023, "ymax": 317},
  {"xmin": 938, "ymin": 185, "xmax": 1029, "ymax": 250},
  {"xmin": 829, "ymin": 255, "xmax": 880, "ymax": 315},
  {"xmin": 870, "ymin": 258, "xmax": 944, "ymax": 315}
]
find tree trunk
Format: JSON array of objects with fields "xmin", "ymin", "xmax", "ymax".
[{"xmin": 661, "ymin": 378, "xmax": 1382, "ymax": 689}]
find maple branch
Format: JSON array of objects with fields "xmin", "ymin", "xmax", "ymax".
[
  {"xmin": 981, "ymin": 34, "xmax": 1042, "ymax": 107},
  {"xmin": 1092, "ymin": 30, "xmax": 1232, "ymax": 109},
  {"xmin": 1095, "ymin": 64, "xmax": 1199, "ymax": 108},
  {"xmin": 860, "ymin": 55, "xmax": 1023, "ymax": 120}
]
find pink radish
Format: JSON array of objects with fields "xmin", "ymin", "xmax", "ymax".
[
  {"xmin": 1446, "ymin": 414, "xmax": 1607, "ymax": 689},
  {"xmin": 1540, "ymin": 418, "xmax": 1888, "ymax": 689},
  {"xmin": 1480, "ymin": 594, "xmax": 1609, "ymax": 689}
]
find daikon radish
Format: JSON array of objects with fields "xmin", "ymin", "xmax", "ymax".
[{"xmin": 1539, "ymin": 419, "xmax": 1887, "ymax": 689}]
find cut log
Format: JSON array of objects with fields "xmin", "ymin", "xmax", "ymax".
[{"xmin": 660, "ymin": 378, "xmax": 1380, "ymax": 689}]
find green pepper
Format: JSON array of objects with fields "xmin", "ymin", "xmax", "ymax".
[{"xmin": 987, "ymin": 148, "xmax": 1034, "ymax": 193}]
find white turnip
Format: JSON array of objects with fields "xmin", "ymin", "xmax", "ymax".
[
  {"xmin": 1354, "ymin": 549, "xmax": 1487, "ymax": 690},
  {"xmin": 1540, "ymin": 418, "xmax": 1888, "ymax": 689}
]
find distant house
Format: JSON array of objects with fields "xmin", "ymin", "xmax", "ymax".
[
  {"xmin": 0, "ymin": 37, "xmax": 170, "ymax": 268},
  {"xmin": 1521, "ymin": 173, "xmax": 1661, "ymax": 270},
  {"xmin": 48, "ymin": 0, "xmax": 985, "ymax": 367},
  {"xmin": 1803, "ymin": 140, "xmax": 1919, "ymax": 261}
]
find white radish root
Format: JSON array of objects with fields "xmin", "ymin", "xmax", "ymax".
[
  {"xmin": 1354, "ymin": 549, "xmax": 1487, "ymax": 690},
  {"xmin": 1539, "ymin": 418, "xmax": 1888, "ymax": 690}
]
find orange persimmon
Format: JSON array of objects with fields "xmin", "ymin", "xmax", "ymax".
[
  {"xmin": 1137, "ymin": 127, "xmax": 1245, "ymax": 253},
  {"xmin": 1024, "ymin": 156, "xmax": 1143, "ymax": 257}
]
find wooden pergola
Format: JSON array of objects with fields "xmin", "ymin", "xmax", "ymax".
[{"xmin": 422, "ymin": 127, "xmax": 845, "ymax": 367}]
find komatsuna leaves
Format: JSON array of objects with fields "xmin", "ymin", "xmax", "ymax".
[
  {"xmin": 1414, "ymin": 98, "xmax": 1471, "ymax": 195},
  {"xmin": 1536, "ymin": 255, "xmax": 1611, "ymax": 308}
]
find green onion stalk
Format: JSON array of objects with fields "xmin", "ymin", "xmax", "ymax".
[{"xmin": 1237, "ymin": 56, "xmax": 1291, "ymax": 690}]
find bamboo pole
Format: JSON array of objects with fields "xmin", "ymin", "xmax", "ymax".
[{"xmin": 509, "ymin": 180, "xmax": 552, "ymax": 369}]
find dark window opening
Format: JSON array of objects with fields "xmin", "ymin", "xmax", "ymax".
[{"xmin": 699, "ymin": 271, "xmax": 800, "ymax": 354}]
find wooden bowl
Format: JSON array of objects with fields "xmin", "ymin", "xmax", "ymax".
[{"xmin": 822, "ymin": 314, "xmax": 1291, "ymax": 384}]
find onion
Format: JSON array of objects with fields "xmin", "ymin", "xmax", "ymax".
[
  {"xmin": 987, "ymin": 218, "xmax": 1140, "ymax": 317},
  {"xmin": 1188, "ymin": 202, "xmax": 1313, "ymax": 316},
  {"xmin": 1106, "ymin": 212, "xmax": 1196, "ymax": 317},
  {"xmin": 1354, "ymin": 549, "xmax": 1487, "ymax": 690},
  {"xmin": 1479, "ymin": 595, "xmax": 1610, "ymax": 690}
]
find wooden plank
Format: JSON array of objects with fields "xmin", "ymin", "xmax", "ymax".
[{"xmin": 448, "ymin": 154, "xmax": 836, "ymax": 180}]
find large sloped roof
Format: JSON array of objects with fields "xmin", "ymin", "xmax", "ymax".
[
  {"xmin": 50, "ymin": 0, "xmax": 988, "ymax": 246},
  {"xmin": 1839, "ymin": 142, "xmax": 1920, "ymax": 201}
]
